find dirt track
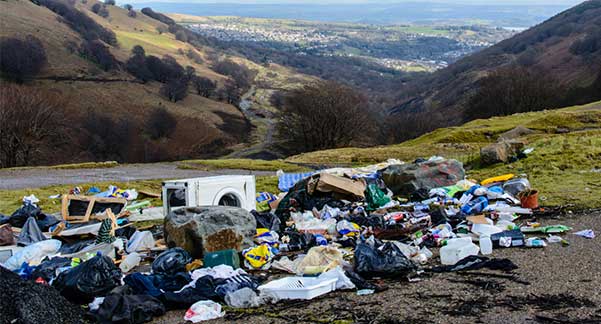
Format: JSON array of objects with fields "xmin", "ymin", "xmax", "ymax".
[
  {"xmin": 0, "ymin": 163, "xmax": 274, "ymax": 190},
  {"xmin": 152, "ymin": 210, "xmax": 601, "ymax": 324}
]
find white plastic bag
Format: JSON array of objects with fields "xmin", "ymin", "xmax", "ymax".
[
  {"xmin": 184, "ymin": 300, "xmax": 224, "ymax": 322},
  {"xmin": 3, "ymin": 239, "xmax": 61, "ymax": 270},
  {"xmin": 126, "ymin": 231, "xmax": 155, "ymax": 253},
  {"xmin": 318, "ymin": 266, "xmax": 355, "ymax": 290},
  {"xmin": 225, "ymin": 287, "xmax": 265, "ymax": 308}
]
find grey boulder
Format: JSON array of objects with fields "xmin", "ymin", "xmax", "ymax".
[
  {"xmin": 480, "ymin": 140, "xmax": 525, "ymax": 166},
  {"xmin": 164, "ymin": 206, "xmax": 256, "ymax": 259},
  {"xmin": 497, "ymin": 126, "xmax": 535, "ymax": 142}
]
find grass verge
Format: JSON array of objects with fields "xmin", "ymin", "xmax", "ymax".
[
  {"xmin": 178, "ymin": 159, "xmax": 311, "ymax": 172},
  {"xmin": 0, "ymin": 176, "xmax": 280, "ymax": 215}
]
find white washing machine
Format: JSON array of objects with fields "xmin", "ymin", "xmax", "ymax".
[{"xmin": 162, "ymin": 175, "xmax": 256, "ymax": 216}]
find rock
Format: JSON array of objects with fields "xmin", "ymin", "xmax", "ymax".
[
  {"xmin": 481, "ymin": 143, "xmax": 508, "ymax": 165},
  {"xmin": 380, "ymin": 159, "xmax": 465, "ymax": 196},
  {"xmin": 556, "ymin": 127, "xmax": 570, "ymax": 134},
  {"xmin": 497, "ymin": 126, "xmax": 535, "ymax": 142},
  {"xmin": 480, "ymin": 140, "xmax": 525, "ymax": 166},
  {"xmin": 164, "ymin": 206, "xmax": 256, "ymax": 259}
]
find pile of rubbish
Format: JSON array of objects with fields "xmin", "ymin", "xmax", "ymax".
[{"xmin": 0, "ymin": 156, "xmax": 595, "ymax": 323}]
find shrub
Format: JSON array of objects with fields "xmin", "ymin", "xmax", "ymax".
[
  {"xmin": 160, "ymin": 78, "xmax": 189, "ymax": 102},
  {"xmin": 175, "ymin": 30, "xmax": 188, "ymax": 42},
  {"xmin": 186, "ymin": 49, "xmax": 203, "ymax": 64},
  {"xmin": 144, "ymin": 108, "xmax": 177, "ymax": 139},
  {"xmin": 465, "ymin": 67, "xmax": 564, "ymax": 120},
  {"xmin": 0, "ymin": 35, "xmax": 47, "ymax": 83},
  {"xmin": 141, "ymin": 7, "xmax": 175, "ymax": 25},
  {"xmin": 191, "ymin": 76, "xmax": 216, "ymax": 97},
  {"xmin": 0, "ymin": 85, "xmax": 66, "ymax": 167},
  {"xmin": 125, "ymin": 45, "xmax": 153, "ymax": 82},
  {"xmin": 82, "ymin": 111, "xmax": 132, "ymax": 162},
  {"xmin": 79, "ymin": 40, "xmax": 118, "ymax": 71},
  {"xmin": 146, "ymin": 55, "xmax": 184, "ymax": 82},
  {"xmin": 33, "ymin": 0, "xmax": 117, "ymax": 45},
  {"xmin": 276, "ymin": 80, "xmax": 374, "ymax": 153}
]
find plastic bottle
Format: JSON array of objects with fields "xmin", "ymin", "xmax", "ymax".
[
  {"xmin": 119, "ymin": 252, "xmax": 141, "ymax": 273},
  {"xmin": 461, "ymin": 196, "xmax": 489, "ymax": 215},
  {"xmin": 479, "ymin": 235, "xmax": 493, "ymax": 255},
  {"xmin": 440, "ymin": 237, "xmax": 480, "ymax": 265}
]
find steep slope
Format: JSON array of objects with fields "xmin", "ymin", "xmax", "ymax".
[
  {"xmin": 392, "ymin": 0, "xmax": 601, "ymax": 122},
  {"xmin": 0, "ymin": 0, "xmax": 313, "ymax": 165}
]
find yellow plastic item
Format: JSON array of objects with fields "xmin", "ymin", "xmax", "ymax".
[
  {"xmin": 185, "ymin": 259, "xmax": 203, "ymax": 272},
  {"xmin": 243, "ymin": 244, "xmax": 275, "ymax": 269},
  {"xmin": 480, "ymin": 174, "xmax": 515, "ymax": 186},
  {"xmin": 255, "ymin": 228, "xmax": 269, "ymax": 237}
]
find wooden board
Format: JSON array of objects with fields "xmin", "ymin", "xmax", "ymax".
[{"xmin": 61, "ymin": 195, "xmax": 127, "ymax": 223}]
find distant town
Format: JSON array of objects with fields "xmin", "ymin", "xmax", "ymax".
[{"xmin": 183, "ymin": 17, "xmax": 514, "ymax": 72}]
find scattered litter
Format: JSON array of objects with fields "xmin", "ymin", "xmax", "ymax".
[
  {"xmin": 357, "ymin": 289, "xmax": 375, "ymax": 295},
  {"xmin": 574, "ymin": 229, "xmax": 595, "ymax": 239},
  {"xmin": 184, "ymin": 300, "xmax": 225, "ymax": 322},
  {"xmin": 0, "ymin": 157, "xmax": 587, "ymax": 323}
]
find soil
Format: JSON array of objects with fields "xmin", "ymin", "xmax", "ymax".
[
  {"xmin": 0, "ymin": 163, "xmax": 273, "ymax": 190},
  {"xmin": 150, "ymin": 210, "xmax": 601, "ymax": 324},
  {"xmin": 0, "ymin": 266, "xmax": 87, "ymax": 324}
]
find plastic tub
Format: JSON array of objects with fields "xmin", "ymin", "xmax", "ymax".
[{"xmin": 258, "ymin": 277, "xmax": 338, "ymax": 300}]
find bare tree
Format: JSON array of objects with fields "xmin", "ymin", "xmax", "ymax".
[
  {"xmin": 465, "ymin": 67, "xmax": 564, "ymax": 120},
  {"xmin": 0, "ymin": 35, "xmax": 47, "ymax": 83},
  {"xmin": 0, "ymin": 85, "xmax": 67, "ymax": 167},
  {"xmin": 160, "ymin": 78, "xmax": 189, "ymax": 102},
  {"xmin": 218, "ymin": 80, "xmax": 242, "ymax": 105},
  {"xmin": 192, "ymin": 76, "xmax": 216, "ymax": 97},
  {"xmin": 276, "ymin": 80, "xmax": 374, "ymax": 153},
  {"xmin": 144, "ymin": 107, "xmax": 177, "ymax": 139}
]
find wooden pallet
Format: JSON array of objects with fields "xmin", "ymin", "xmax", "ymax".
[{"xmin": 61, "ymin": 194, "xmax": 127, "ymax": 223}]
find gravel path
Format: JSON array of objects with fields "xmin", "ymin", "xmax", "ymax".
[
  {"xmin": 0, "ymin": 163, "xmax": 274, "ymax": 190},
  {"xmin": 152, "ymin": 210, "xmax": 601, "ymax": 324}
]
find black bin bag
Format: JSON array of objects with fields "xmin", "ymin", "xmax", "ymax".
[
  {"xmin": 54, "ymin": 254, "xmax": 122, "ymax": 303},
  {"xmin": 354, "ymin": 242, "xmax": 417, "ymax": 278}
]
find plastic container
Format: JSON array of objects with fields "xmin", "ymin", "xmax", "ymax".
[
  {"xmin": 461, "ymin": 196, "xmax": 489, "ymax": 215},
  {"xmin": 503, "ymin": 178, "xmax": 531, "ymax": 197},
  {"xmin": 258, "ymin": 277, "xmax": 338, "ymax": 300},
  {"xmin": 203, "ymin": 249, "xmax": 240, "ymax": 269},
  {"xmin": 119, "ymin": 252, "xmax": 141, "ymax": 273},
  {"xmin": 491, "ymin": 230, "xmax": 525, "ymax": 248},
  {"xmin": 440, "ymin": 237, "xmax": 480, "ymax": 265},
  {"xmin": 479, "ymin": 235, "xmax": 493, "ymax": 255}
]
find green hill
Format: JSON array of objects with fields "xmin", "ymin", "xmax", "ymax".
[{"xmin": 288, "ymin": 100, "xmax": 601, "ymax": 208}]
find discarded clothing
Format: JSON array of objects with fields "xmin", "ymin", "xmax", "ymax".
[
  {"xmin": 429, "ymin": 255, "xmax": 518, "ymax": 273},
  {"xmin": 17, "ymin": 217, "xmax": 47, "ymax": 246},
  {"xmin": 93, "ymin": 287, "xmax": 165, "ymax": 324}
]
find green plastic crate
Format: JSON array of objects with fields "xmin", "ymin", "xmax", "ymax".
[{"xmin": 203, "ymin": 249, "xmax": 240, "ymax": 269}]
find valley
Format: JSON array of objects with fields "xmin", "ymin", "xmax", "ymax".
[{"xmin": 172, "ymin": 15, "xmax": 515, "ymax": 72}]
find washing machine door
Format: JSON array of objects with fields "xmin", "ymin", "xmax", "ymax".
[{"xmin": 212, "ymin": 187, "xmax": 245, "ymax": 208}]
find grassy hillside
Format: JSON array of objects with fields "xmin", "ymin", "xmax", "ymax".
[
  {"xmin": 289, "ymin": 100, "xmax": 601, "ymax": 208},
  {"xmin": 0, "ymin": 0, "xmax": 316, "ymax": 165},
  {"xmin": 1, "ymin": 102, "xmax": 599, "ymax": 214}
]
